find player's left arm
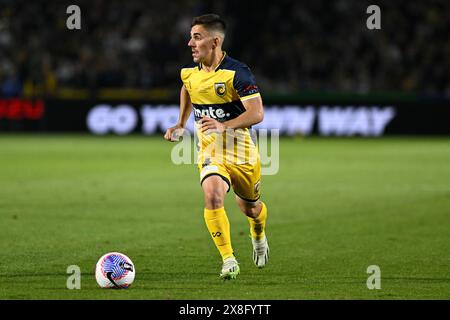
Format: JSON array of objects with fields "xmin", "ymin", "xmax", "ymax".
[
  {"xmin": 200, "ymin": 96, "xmax": 263, "ymax": 132},
  {"xmin": 224, "ymin": 95, "xmax": 264, "ymax": 129},
  {"xmin": 200, "ymin": 65, "xmax": 264, "ymax": 133}
]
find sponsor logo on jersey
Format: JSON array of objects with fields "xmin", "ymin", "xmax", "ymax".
[
  {"xmin": 242, "ymin": 85, "xmax": 259, "ymax": 96},
  {"xmin": 193, "ymin": 106, "xmax": 230, "ymax": 120}
]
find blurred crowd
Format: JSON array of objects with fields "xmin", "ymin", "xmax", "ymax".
[{"xmin": 0, "ymin": 0, "xmax": 448, "ymax": 97}]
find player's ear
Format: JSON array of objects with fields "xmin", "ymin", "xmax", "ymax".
[{"xmin": 212, "ymin": 36, "xmax": 220, "ymax": 49}]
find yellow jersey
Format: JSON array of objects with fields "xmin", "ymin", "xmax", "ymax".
[{"xmin": 180, "ymin": 52, "xmax": 261, "ymax": 165}]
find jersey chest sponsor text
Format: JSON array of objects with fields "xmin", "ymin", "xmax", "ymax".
[
  {"xmin": 193, "ymin": 105, "xmax": 230, "ymax": 119},
  {"xmin": 192, "ymin": 102, "xmax": 246, "ymax": 122}
]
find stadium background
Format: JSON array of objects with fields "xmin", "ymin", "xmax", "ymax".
[{"xmin": 0, "ymin": 0, "xmax": 449, "ymax": 300}]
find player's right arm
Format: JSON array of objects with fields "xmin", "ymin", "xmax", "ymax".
[{"xmin": 164, "ymin": 85, "xmax": 192, "ymax": 141}]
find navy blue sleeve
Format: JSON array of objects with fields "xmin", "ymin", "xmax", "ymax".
[{"xmin": 233, "ymin": 66, "xmax": 260, "ymax": 99}]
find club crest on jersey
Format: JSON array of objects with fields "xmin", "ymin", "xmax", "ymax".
[{"xmin": 214, "ymin": 82, "xmax": 227, "ymax": 97}]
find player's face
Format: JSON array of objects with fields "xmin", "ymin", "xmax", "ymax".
[{"xmin": 188, "ymin": 25, "xmax": 215, "ymax": 63}]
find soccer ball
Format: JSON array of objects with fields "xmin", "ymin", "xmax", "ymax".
[{"xmin": 95, "ymin": 252, "xmax": 135, "ymax": 289}]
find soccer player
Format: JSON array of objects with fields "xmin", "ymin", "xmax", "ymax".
[{"xmin": 164, "ymin": 14, "xmax": 269, "ymax": 280}]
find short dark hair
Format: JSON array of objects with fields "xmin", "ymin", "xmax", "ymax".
[{"xmin": 191, "ymin": 14, "xmax": 226, "ymax": 35}]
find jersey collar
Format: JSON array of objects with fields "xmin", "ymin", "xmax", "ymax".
[
  {"xmin": 214, "ymin": 51, "xmax": 227, "ymax": 72},
  {"xmin": 199, "ymin": 51, "xmax": 227, "ymax": 72}
]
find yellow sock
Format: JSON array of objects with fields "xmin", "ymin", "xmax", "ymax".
[
  {"xmin": 247, "ymin": 201, "xmax": 268, "ymax": 240},
  {"xmin": 204, "ymin": 207, "xmax": 234, "ymax": 261}
]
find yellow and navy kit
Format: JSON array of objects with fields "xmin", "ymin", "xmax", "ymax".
[
  {"xmin": 180, "ymin": 52, "xmax": 262, "ymax": 202},
  {"xmin": 181, "ymin": 52, "xmax": 260, "ymax": 121}
]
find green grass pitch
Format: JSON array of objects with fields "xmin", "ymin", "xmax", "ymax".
[{"xmin": 0, "ymin": 134, "xmax": 449, "ymax": 299}]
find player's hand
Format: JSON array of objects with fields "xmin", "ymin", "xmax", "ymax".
[
  {"xmin": 199, "ymin": 116, "xmax": 227, "ymax": 134},
  {"xmin": 164, "ymin": 125, "xmax": 184, "ymax": 142}
]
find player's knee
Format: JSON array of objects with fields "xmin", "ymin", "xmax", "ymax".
[
  {"xmin": 236, "ymin": 197, "xmax": 260, "ymax": 218},
  {"xmin": 204, "ymin": 189, "xmax": 225, "ymax": 209},
  {"xmin": 242, "ymin": 206, "xmax": 259, "ymax": 218}
]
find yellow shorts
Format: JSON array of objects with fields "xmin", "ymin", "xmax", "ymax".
[{"xmin": 198, "ymin": 156, "xmax": 261, "ymax": 202}]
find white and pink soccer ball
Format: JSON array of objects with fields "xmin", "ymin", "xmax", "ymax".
[{"xmin": 95, "ymin": 252, "xmax": 135, "ymax": 289}]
